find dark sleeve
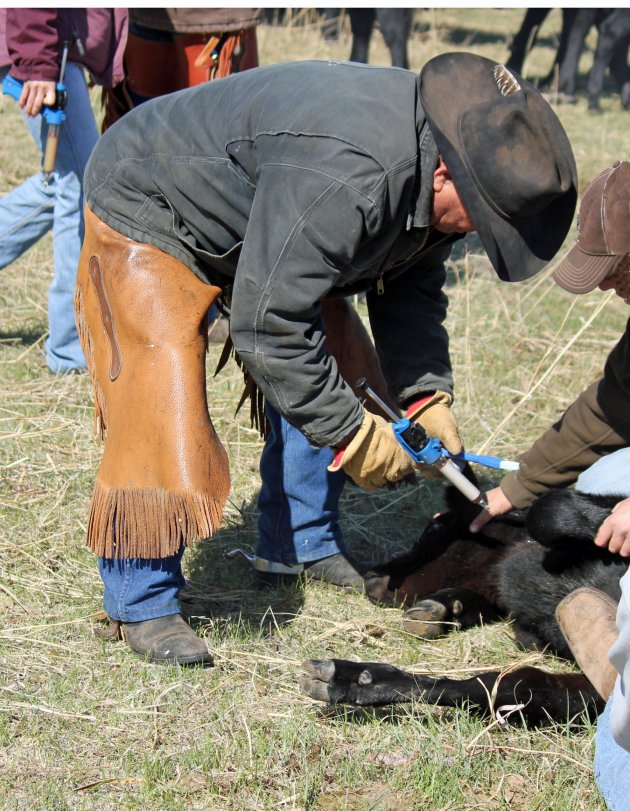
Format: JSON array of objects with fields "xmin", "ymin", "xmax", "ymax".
[
  {"xmin": 366, "ymin": 245, "xmax": 453, "ymax": 405},
  {"xmin": 502, "ymin": 318, "xmax": 630, "ymax": 508},
  {"xmin": 229, "ymin": 164, "xmax": 381, "ymax": 448},
  {"xmin": 6, "ymin": 8, "xmax": 59, "ymax": 81}
]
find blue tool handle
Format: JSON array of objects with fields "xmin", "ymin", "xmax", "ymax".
[
  {"xmin": 444, "ymin": 450, "xmax": 520, "ymax": 471},
  {"xmin": 392, "ymin": 418, "xmax": 443, "ymax": 464},
  {"xmin": 2, "ymin": 73, "xmax": 23, "ymax": 103},
  {"xmin": 2, "ymin": 74, "xmax": 66, "ymax": 126}
]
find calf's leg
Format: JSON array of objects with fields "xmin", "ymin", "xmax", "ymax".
[{"xmin": 301, "ymin": 659, "xmax": 603, "ymax": 726}]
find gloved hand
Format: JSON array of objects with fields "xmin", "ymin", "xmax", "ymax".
[
  {"xmin": 328, "ymin": 411, "xmax": 415, "ymax": 492},
  {"xmin": 406, "ymin": 391, "xmax": 463, "ymax": 455}
]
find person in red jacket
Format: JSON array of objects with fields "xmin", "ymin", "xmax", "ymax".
[{"xmin": 0, "ymin": 8, "xmax": 127, "ymax": 372}]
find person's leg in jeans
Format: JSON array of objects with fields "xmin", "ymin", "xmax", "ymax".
[
  {"xmin": 257, "ymin": 402, "xmax": 345, "ymax": 564},
  {"xmin": 594, "ymin": 697, "xmax": 630, "ymax": 810},
  {"xmin": 97, "ymin": 548, "xmax": 212, "ymax": 665},
  {"xmin": 0, "ymin": 63, "xmax": 96, "ymax": 372},
  {"xmin": 575, "ymin": 449, "xmax": 630, "ymax": 810},
  {"xmin": 255, "ymin": 402, "xmax": 367, "ymax": 586},
  {"xmin": 98, "ymin": 550, "xmax": 185, "ymax": 624}
]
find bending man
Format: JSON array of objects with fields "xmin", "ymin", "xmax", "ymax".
[{"xmin": 76, "ymin": 54, "xmax": 577, "ymax": 663}]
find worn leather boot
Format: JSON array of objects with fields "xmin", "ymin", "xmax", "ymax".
[
  {"xmin": 305, "ymin": 553, "xmax": 367, "ymax": 589},
  {"xmin": 120, "ymin": 614, "xmax": 214, "ymax": 666},
  {"xmin": 255, "ymin": 553, "xmax": 368, "ymax": 590},
  {"xmin": 555, "ymin": 586, "xmax": 619, "ymax": 700}
]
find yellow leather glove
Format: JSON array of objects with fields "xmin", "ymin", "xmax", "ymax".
[
  {"xmin": 328, "ymin": 411, "xmax": 415, "ymax": 492},
  {"xmin": 406, "ymin": 391, "xmax": 463, "ymax": 455}
]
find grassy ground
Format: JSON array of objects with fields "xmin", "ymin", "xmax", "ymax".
[{"xmin": 1, "ymin": 9, "xmax": 628, "ymax": 810}]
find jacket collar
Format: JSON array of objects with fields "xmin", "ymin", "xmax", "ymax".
[{"xmin": 407, "ymin": 93, "xmax": 439, "ymax": 231}]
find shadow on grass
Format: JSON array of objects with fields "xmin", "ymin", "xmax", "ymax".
[
  {"xmin": 314, "ymin": 700, "xmax": 451, "ymax": 728},
  {"xmin": 182, "ymin": 495, "xmax": 307, "ymax": 639},
  {"xmin": 0, "ymin": 327, "xmax": 46, "ymax": 345},
  {"xmin": 435, "ymin": 25, "xmax": 512, "ymax": 50}
]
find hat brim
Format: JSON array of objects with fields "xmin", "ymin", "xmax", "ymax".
[
  {"xmin": 552, "ymin": 247, "xmax": 619, "ymax": 294},
  {"xmin": 419, "ymin": 55, "xmax": 577, "ymax": 283}
]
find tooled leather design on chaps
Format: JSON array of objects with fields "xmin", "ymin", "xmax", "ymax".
[{"xmin": 88, "ymin": 256, "xmax": 122, "ymax": 382}]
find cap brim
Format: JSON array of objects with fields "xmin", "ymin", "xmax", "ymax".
[{"xmin": 552, "ymin": 246, "xmax": 619, "ymax": 294}]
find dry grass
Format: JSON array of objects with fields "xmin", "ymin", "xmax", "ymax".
[{"xmin": 1, "ymin": 9, "xmax": 627, "ymax": 810}]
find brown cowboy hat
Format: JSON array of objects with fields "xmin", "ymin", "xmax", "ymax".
[{"xmin": 419, "ymin": 52, "xmax": 578, "ymax": 282}]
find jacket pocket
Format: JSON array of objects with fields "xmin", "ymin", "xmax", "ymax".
[
  {"xmin": 135, "ymin": 193, "xmax": 179, "ymax": 234},
  {"xmin": 135, "ymin": 193, "xmax": 243, "ymax": 280}
]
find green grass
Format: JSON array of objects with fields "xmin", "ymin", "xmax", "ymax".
[{"xmin": 1, "ymin": 9, "xmax": 626, "ymax": 810}]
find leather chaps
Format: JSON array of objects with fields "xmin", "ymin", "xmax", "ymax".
[
  {"xmin": 75, "ymin": 207, "xmax": 391, "ymax": 559},
  {"xmin": 75, "ymin": 206, "xmax": 230, "ymax": 559}
]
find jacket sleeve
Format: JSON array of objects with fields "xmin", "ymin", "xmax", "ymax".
[
  {"xmin": 229, "ymin": 164, "xmax": 380, "ymax": 448},
  {"xmin": 501, "ymin": 320, "xmax": 630, "ymax": 508},
  {"xmin": 6, "ymin": 8, "xmax": 60, "ymax": 82},
  {"xmin": 366, "ymin": 245, "xmax": 453, "ymax": 405}
]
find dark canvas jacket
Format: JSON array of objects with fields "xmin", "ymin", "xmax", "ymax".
[
  {"xmin": 85, "ymin": 60, "xmax": 462, "ymax": 448},
  {"xmin": 502, "ymin": 315, "xmax": 630, "ymax": 508}
]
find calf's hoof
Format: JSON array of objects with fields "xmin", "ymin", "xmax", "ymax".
[
  {"xmin": 402, "ymin": 598, "xmax": 460, "ymax": 639},
  {"xmin": 301, "ymin": 658, "xmax": 414, "ymax": 706},
  {"xmin": 363, "ymin": 573, "xmax": 398, "ymax": 607},
  {"xmin": 121, "ymin": 614, "xmax": 214, "ymax": 666}
]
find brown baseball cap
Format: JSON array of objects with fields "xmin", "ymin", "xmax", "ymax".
[{"xmin": 552, "ymin": 161, "xmax": 630, "ymax": 294}]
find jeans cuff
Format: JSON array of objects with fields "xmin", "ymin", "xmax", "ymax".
[
  {"xmin": 104, "ymin": 599, "xmax": 181, "ymax": 624},
  {"xmin": 255, "ymin": 539, "xmax": 344, "ymax": 565}
]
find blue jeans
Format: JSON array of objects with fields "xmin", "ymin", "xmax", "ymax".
[
  {"xmin": 0, "ymin": 63, "xmax": 97, "ymax": 372},
  {"xmin": 256, "ymin": 402, "xmax": 346, "ymax": 564},
  {"xmin": 98, "ymin": 549, "xmax": 185, "ymax": 623},
  {"xmin": 576, "ymin": 449, "xmax": 630, "ymax": 811},
  {"xmin": 99, "ymin": 403, "xmax": 346, "ymax": 618},
  {"xmin": 595, "ymin": 699, "xmax": 630, "ymax": 811}
]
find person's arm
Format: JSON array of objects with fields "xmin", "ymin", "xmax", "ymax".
[
  {"xmin": 229, "ymin": 163, "xmax": 380, "ymax": 449},
  {"xmin": 471, "ymin": 322, "xmax": 630, "ymax": 532},
  {"xmin": 6, "ymin": 8, "xmax": 59, "ymax": 115},
  {"xmin": 470, "ymin": 380, "xmax": 630, "ymax": 532},
  {"xmin": 366, "ymin": 247, "xmax": 453, "ymax": 404},
  {"xmin": 366, "ymin": 246, "xmax": 462, "ymax": 453}
]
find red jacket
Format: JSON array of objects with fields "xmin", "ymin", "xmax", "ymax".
[{"xmin": 2, "ymin": 8, "xmax": 127, "ymax": 88}]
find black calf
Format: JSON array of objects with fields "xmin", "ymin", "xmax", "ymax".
[{"xmin": 302, "ymin": 484, "xmax": 628, "ymax": 725}]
